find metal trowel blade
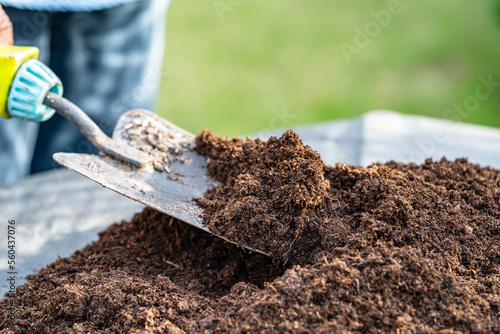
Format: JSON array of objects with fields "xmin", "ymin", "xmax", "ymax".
[{"xmin": 53, "ymin": 109, "xmax": 267, "ymax": 255}]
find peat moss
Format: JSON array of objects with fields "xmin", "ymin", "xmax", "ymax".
[{"xmin": 1, "ymin": 130, "xmax": 499, "ymax": 333}]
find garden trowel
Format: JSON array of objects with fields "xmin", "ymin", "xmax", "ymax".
[{"xmin": 0, "ymin": 46, "xmax": 266, "ymax": 255}]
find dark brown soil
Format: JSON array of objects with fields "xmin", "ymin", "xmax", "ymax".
[
  {"xmin": 1, "ymin": 130, "xmax": 500, "ymax": 333},
  {"xmin": 196, "ymin": 130, "xmax": 500, "ymax": 274},
  {"xmin": 196, "ymin": 129, "xmax": 331, "ymax": 264},
  {"xmin": 0, "ymin": 209, "xmax": 282, "ymax": 333}
]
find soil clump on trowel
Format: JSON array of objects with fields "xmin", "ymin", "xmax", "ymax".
[{"xmin": 1, "ymin": 130, "xmax": 500, "ymax": 333}]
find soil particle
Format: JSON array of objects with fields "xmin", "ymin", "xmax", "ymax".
[
  {"xmin": 1, "ymin": 130, "xmax": 500, "ymax": 333},
  {"xmin": 123, "ymin": 110, "xmax": 195, "ymax": 172}
]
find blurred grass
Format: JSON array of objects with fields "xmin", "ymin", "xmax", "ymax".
[{"xmin": 158, "ymin": 0, "xmax": 500, "ymax": 136}]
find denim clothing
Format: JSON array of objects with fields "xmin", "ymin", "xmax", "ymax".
[
  {"xmin": 0, "ymin": 0, "xmax": 168, "ymax": 185},
  {"xmin": 0, "ymin": 0, "xmax": 140, "ymax": 12}
]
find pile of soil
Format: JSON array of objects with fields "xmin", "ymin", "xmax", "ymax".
[
  {"xmin": 1, "ymin": 130, "xmax": 499, "ymax": 333},
  {"xmin": 196, "ymin": 130, "xmax": 331, "ymax": 264},
  {"xmin": 196, "ymin": 130, "xmax": 500, "ymax": 273}
]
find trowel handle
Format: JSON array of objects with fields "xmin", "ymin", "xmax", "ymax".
[
  {"xmin": 4, "ymin": 56, "xmax": 151, "ymax": 167},
  {"xmin": 7, "ymin": 59, "xmax": 63, "ymax": 122},
  {"xmin": 0, "ymin": 46, "xmax": 41, "ymax": 119}
]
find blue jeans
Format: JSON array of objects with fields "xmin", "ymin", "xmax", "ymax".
[{"xmin": 0, "ymin": 0, "xmax": 168, "ymax": 185}]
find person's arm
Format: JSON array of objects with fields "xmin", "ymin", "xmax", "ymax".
[{"xmin": 0, "ymin": 5, "xmax": 13, "ymax": 46}]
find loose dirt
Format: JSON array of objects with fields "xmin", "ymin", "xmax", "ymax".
[
  {"xmin": 123, "ymin": 110, "xmax": 195, "ymax": 173},
  {"xmin": 1, "ymin": 130, "xmax": 499, "ymax": 333}
]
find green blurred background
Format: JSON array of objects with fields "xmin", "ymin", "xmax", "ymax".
[{"xmin": 157, "ymin": 0, "xmax": 500, "ymax": 137}]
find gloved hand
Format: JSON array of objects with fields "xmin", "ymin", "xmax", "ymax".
[{"xmin": 0, "ymin": 5, "xmax": 13, "ymax": 46}]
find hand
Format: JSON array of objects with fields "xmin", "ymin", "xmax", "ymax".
[{"xmin": 0, "ymin": 5, "xmax": 13, "ymax": 46}]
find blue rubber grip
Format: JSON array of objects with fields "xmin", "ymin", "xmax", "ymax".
[{"xmin": 7, "ymin": 59, "xmax": 63, "ymax": 122}]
